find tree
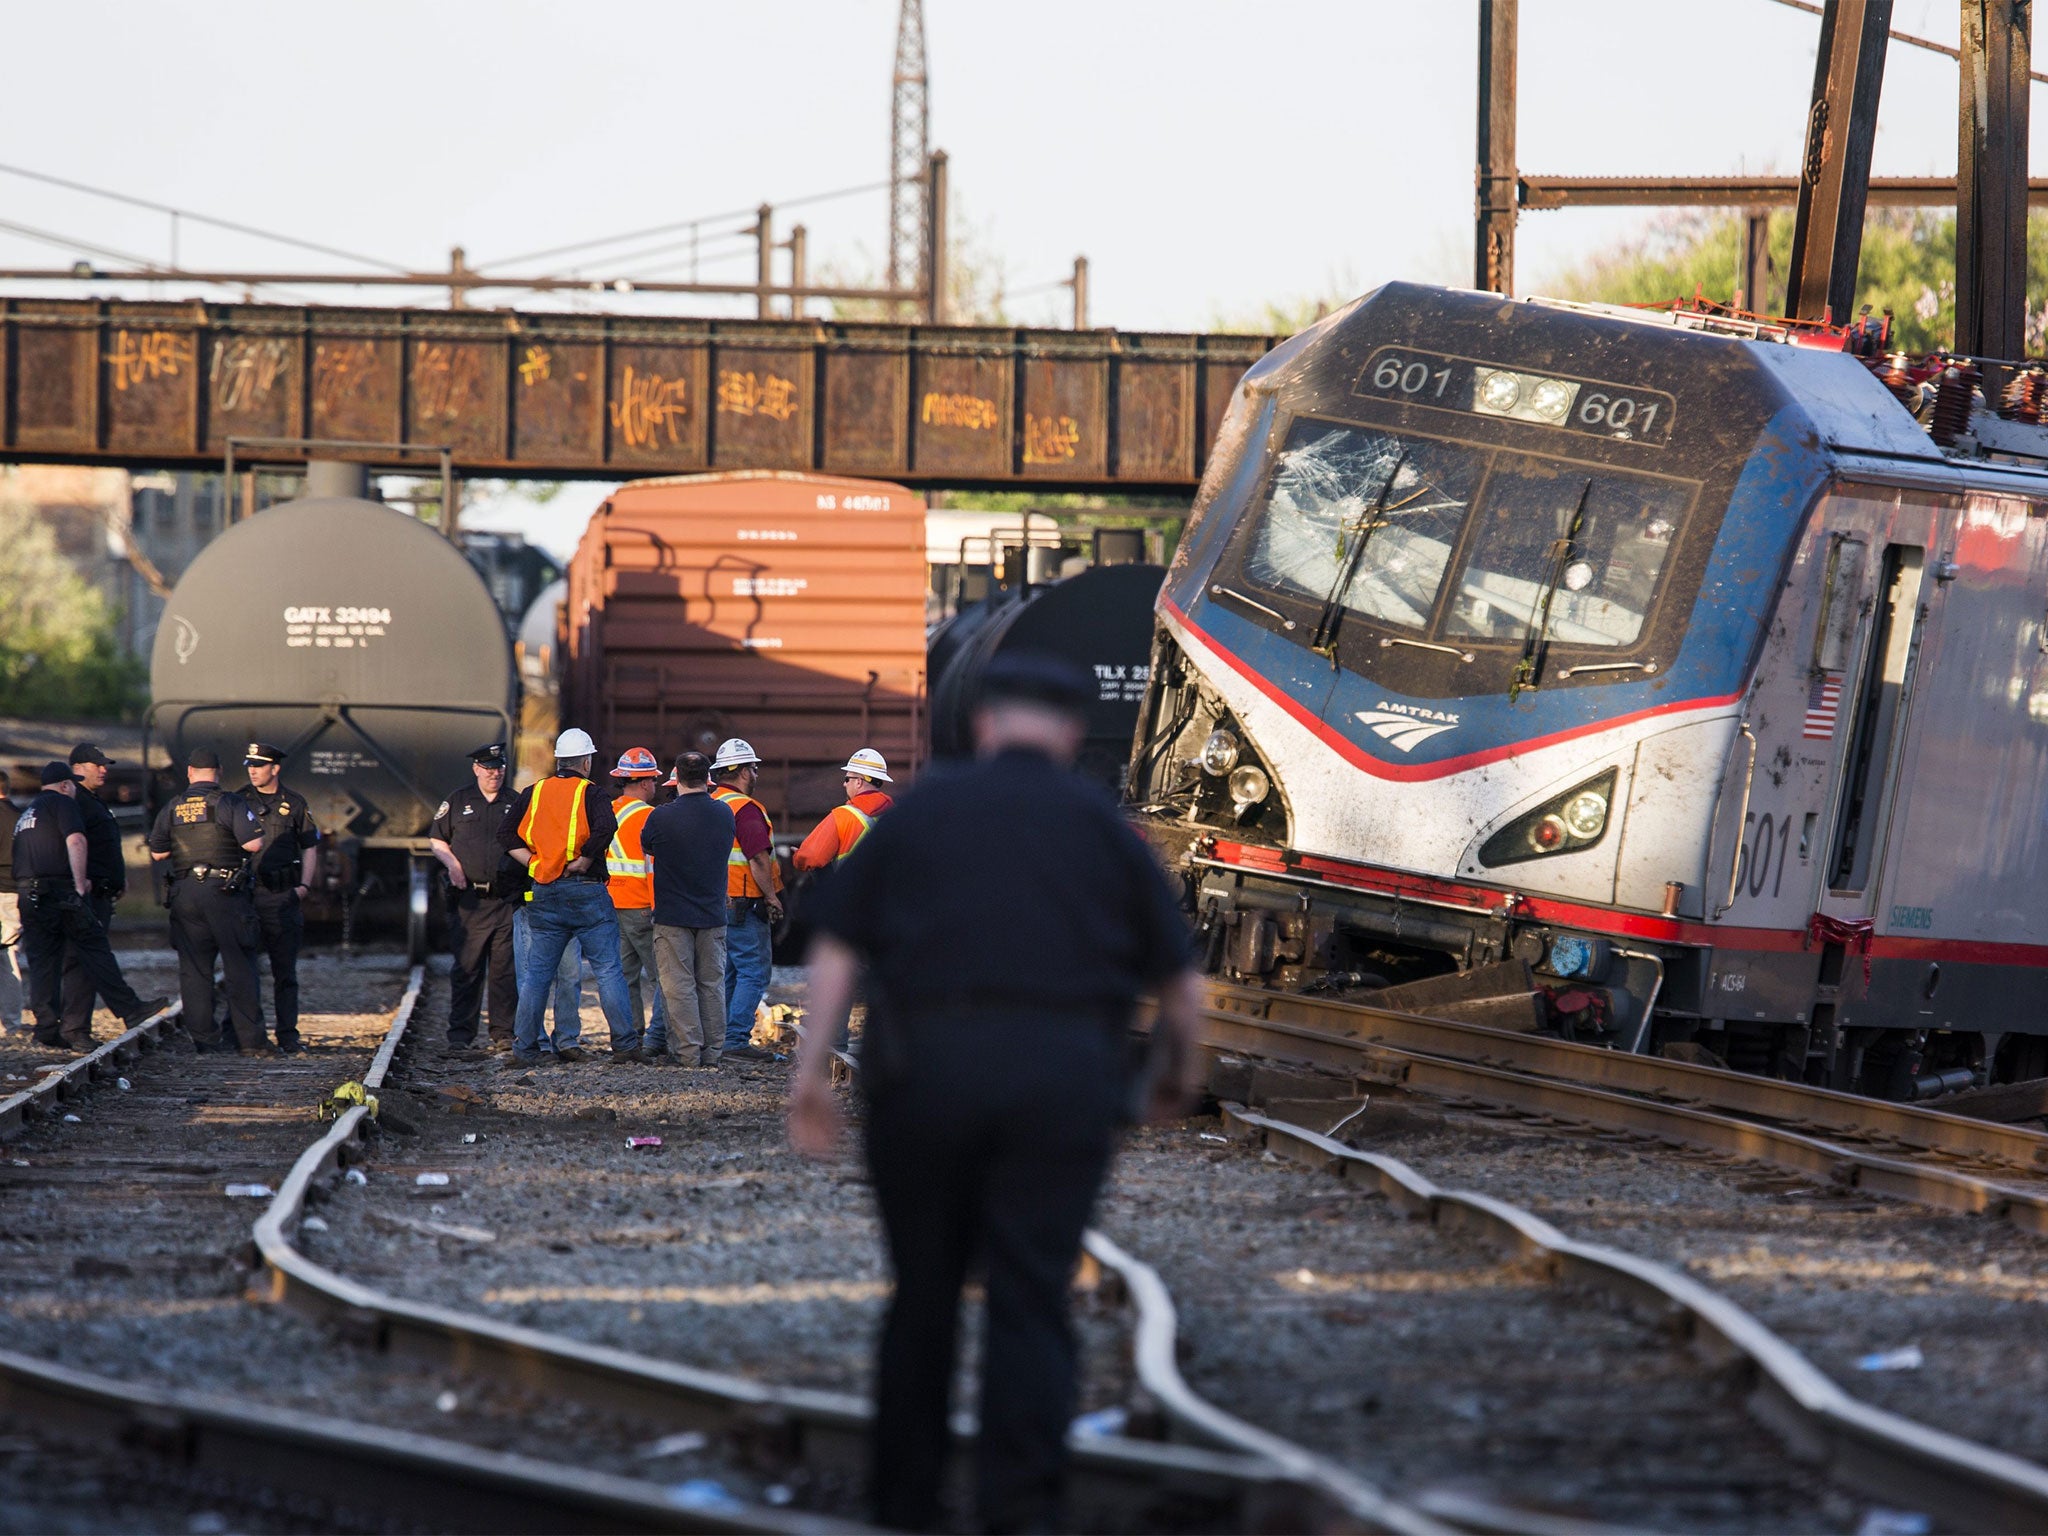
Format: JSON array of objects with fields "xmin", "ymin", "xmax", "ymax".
[
  {"xmin": 0, "ymin": 502, "xmax": 146, "ymax": 720},
  {"xmin": 1545, "ymin": 208, "xmax": 2048, "ymax": 354}
]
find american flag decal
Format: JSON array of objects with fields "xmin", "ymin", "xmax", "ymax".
[{"xmin": 1803, "ymin": 672, "xmax": 1843, "ymax": 739}]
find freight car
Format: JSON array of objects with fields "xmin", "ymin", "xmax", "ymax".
[
  {"xmin": 560, "ymin": 472, "xmax": 927, "ymax": 833},
  {"xmin": 1129, "ymin": 280, "xmax": 2048, "ymax": 1098},
  {"xmin": 147, "ymin": 496, "xmax": 517, "ymax": 958}
]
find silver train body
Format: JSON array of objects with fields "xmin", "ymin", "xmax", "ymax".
[{"xmin": 1128, "ymin": 282, "xmax": 2048, "ymax": 1096}]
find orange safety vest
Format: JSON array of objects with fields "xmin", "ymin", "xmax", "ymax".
[
  {"xmin": 517, "ymin": 775, "xmax": 589, "ymax": 886},
  {"xmin": 606, "ymin": 795, "xmax": 655, "ymax": 909},
  {"xmin": 830, "ymin": 791, "xmax": 892, "ymax": 860},
  {"xmin": 710, "ymin": 784, "xmax": 782, "ymax": 898}
]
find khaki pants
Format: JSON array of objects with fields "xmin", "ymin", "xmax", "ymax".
[
  {"xmin": 0, "ymin": 891, "xmax": 21, "ymax": 1030},
  {"xmin": 652, "ymin": 923, "xmax": 726, "ymax": 1065},
  {"xmin": 615, "ymin": 906, "xmax": 658, "ymax": 1039}
]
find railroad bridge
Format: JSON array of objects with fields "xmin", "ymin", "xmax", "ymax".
[{"xmin": 0, "ymin": 297, "xmax": 1276, "ymax": 493}]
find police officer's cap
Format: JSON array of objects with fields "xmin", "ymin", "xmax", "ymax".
[
  {"xmin": 243, "ymin": 741, "xmax": 285, "ymax": 766},
  {"xmin": 187, "ymin": 747, "xmax": 221, "ymax": 770},
  {"xmin": 40, "ymin": 760, "xmax": 76, "ymax": 786},
  {"xmin": 69, "ymin": 743, "xmax": 111, "ymax": 767},
  {"xmin": 978, "ymin": 651, "xmax": 1093, "ymax": 715},
  {"xmin": 468, "ymin": 742, "xmax": 508, "ymax": 768}
]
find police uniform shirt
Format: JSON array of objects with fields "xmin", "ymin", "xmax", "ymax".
[
  {"xmin": 430, "ymin": 784, "xmax": 522, "ymax": 893},
  {"xmin": 246, "ymin": 785, "xmax": 319, "ymax": 882},
  {"xmin": 807, "ymin": 747, "xmax": 1192, "ymax": 1019},
  {"xmin": 146, "ymin": 786, "xmax": 263, "ymax": 873},
  {"xmin": 11, "ymin": 790, "xmax": 85, "ymax": 882},
  {"xmin": 74, "ymin": 786, "xmax": 125, "ymax": 888}
]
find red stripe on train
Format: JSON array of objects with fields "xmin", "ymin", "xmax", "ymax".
[
  {"xmin": 1206, "ymin": 841, "xmax": 2048, "ymax": 968},
  {"xmin": 1160, "ymin": 595, "xmax": 1741, "ymax": 782}
]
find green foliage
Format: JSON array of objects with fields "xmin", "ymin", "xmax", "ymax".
[
  {"xmin": 0, "ymin": 503, "xmax": 145, "ymax": 720},
  {"xmin": 1545, "ymin": 208, "xmax": 2048, "ymax": 354}
]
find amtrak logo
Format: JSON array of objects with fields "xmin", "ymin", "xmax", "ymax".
[{"xmin": 1356, "ymin": 702, "xmax": 1460, "ymax": 752}]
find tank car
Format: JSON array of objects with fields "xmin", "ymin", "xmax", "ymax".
[
  {"xmin": 929, "ymin": 559, "xmax": 1166, "ymax": 789},
  {"xmin": 147, "ymin": 496, "xmax": 517, "ymax": 958},
  {"xmin": 1129, "ymin": 280, "xmax": 2048, "ymax": 1098}
]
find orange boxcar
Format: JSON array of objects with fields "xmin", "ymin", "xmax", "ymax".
[{"xmin": 561, "ymin": 471, "xmax": 927, "ymax": 833}]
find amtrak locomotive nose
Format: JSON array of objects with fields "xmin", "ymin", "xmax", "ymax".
[{"xmin": 1128, "ymin": 280, "xmax": 2048, "ymax": 1098}]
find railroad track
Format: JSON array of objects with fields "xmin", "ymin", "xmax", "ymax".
[
  {"xmin": 1171, "ymin": 978, "xmax": 2048, "ymax": 1531},
  {"xmin": 1198, "ymin": 980, "xmax": 2048, "ymax": 1228},
  {"xmin": 0, "ymin": 959, "xmax": 859, "ymax": 1533}
]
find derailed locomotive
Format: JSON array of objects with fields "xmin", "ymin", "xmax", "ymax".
[{"xmin": 1129, "ymin": 281, "xmax": 2048, "ymax": 1097}]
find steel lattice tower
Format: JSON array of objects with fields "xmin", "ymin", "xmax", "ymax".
[{"xmin": 888, "ymin": 0, "xmax": 930, "ymax": 298}]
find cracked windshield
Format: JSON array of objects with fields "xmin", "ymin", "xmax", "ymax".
[{"xmin": 1246, "ymin": 419, "xmax": 1690, "ymax": 649}]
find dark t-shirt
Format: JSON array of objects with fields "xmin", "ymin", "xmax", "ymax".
[
  {"xmin": 0, "ymin": 799, "xmax": 17, "ymax": 893},
  {"xmin": 75, "ymin": 787, "xmax": 125, "ymax": 889},
  {"xmin": 11, "ymin": 791, "xmax": 85, "ymax": 882},
  {"xmin": 808, "ymin": 747, "xmax": 1191, "ymax": 1019},
  {"xmin": 641, "ymin": 792, "xmax": 736, "ymax": 929}
]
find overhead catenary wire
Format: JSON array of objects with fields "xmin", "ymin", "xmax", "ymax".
[
  {"xmin": 1762, "ymin": 0, "xmax": 2048, "ymax": 84},
  {"xmin": 476, "ymin": 177, "xmax": 893, "ymax": 271},
  {"xmin": 0, "ymin": 160, "xmax": 414, "ymax": 273}
]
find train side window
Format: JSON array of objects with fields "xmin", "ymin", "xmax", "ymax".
[
  {"xmin": 1812, "ymin": 535, "xmax": 1867, "ymax": 673},
  {"xmin": 1828, "ymin": 545, "xmax": 1926, "ymax": 893}
]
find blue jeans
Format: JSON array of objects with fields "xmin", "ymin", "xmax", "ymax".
[
  {"xmin": 512, "ymin": 903, "xmax": 582, "ymax": 1038},
  {"xmin": 515, "ymin": 882, "xmax": 635, "ymax": 1055},
  {"xmin": 723, "ymin": 901, "xmax": 773, "ymax": 1049}
]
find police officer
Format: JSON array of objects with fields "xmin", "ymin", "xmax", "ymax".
[
  {"xmin": 146, "ymin": 748, "xmax": 266, "ymax": 1054},
  {"xmin": 429, "ymin": 742, "xmax": 522, "ymax": 1051},
  {"xmin": 788, "ymin": 655, "xmax": 1203, "ymax": 1533},
  {"xmin": 13, "ymin": 762, "xmax": 165, "ymax": 1050},
  {"xmin": 241, "ymin": 742, "xmax": 320, "ymax": 1055},
  {"xmin": 60, "ymin": 743, "xmax": 133, "ymax": 1039}
]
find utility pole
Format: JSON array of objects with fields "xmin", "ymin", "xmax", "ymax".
[
  {"xmin": 754, "ymin": 204, "xmax": 774, "ymax": 320},
  {"xmin": 1067, "ymin": 256, "xmax": 1089, "ymax": 329},
  {"xmin": 926, "ymin": 150, "xmax": 949, "ymax": 324},
  {"xmin": 889, "ymin": 0, "xmax": 931, "ymax": 309},
  {"xmin": 1784, "ymin": 0, "xmax": 1892, "ymax": 324},
  {"xmin": 1740, "ymin": 211, "xmax": 1772, "ymax": 311},
  {"xmin": 1957, "ymin": 0, "xmax": 2031, "ymax": 374},
  {"xmin": 448, "ymin": 246, "xmax": 468, "ymax": 310},
  {"xmin": 1475, "ymin": 0, "xmax": 1517, "ymax": 295},
  {"xmin": 786, "ymin": 224, "xmax": 808, "ymax": 319}
]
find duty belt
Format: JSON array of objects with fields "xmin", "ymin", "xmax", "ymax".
[{"xmin": 186, "ymin": 865, "xmax": 237, "ymax": 880}]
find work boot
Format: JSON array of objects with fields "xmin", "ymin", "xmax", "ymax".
[
  {"xmin": 276, "ymin": 1038, "xmax": 308, "ymax": 1056},
  {"xmin": 726, "ymin": 1042, "xmax": 774, "ymax": 1062},
  {"xmin": 122, "ymin": 998, "xmax": 171, "ymax": 1027},
  {"xmin": 554, "ymin": 1045, "xmax": 586, "ymax": 1064}
]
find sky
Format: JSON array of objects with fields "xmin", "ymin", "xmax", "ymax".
[{"xmin": 0, "ymin": 0, "xmax": 2032, "ymax": 555}]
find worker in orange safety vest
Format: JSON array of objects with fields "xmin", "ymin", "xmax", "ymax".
[
  {"xmin": 606, "ymin": 746, "xmax": 666, "ymax": 1062},
  {"xmin": 708, "ymin": 737, "xmax": 783, "ymax": 1061},
  {"xmin": 792, "ymin": 748, "xmax": 896, "ymax": 871}
]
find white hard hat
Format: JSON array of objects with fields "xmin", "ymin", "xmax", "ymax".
[
  {"xmin": 711, "ymin": 737, "xmax": 762, "ymax": 771},
  {"xmin": 554, "ymin": 727, "xmax": 598, "ymax": 758},
  {"xmin": 842, "ymin": 747, "xmax": 891, "ymax": 783}
]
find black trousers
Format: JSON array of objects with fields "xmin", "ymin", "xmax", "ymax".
[
  {"xmin": 863, "ymin": 1013, "xmax": 1124, "ymax": 1533},
  {"xmin": 168, "ymin": 877, "xmax": 264, "ymax": 1050},
  {"xmin": 252, "ymin": 888, "xmax": 303, "ymax": 1046},
  {"xmin": 58, "ymin": 890, "xmax": 127, "ymax": 1041},
  {"xmin": 447, "ymin": 892, "xmax": 517, "ymax": 1043},
  {"xmin": 20, "ymin": 884, "xmax": 144, "ymax": 1048}
]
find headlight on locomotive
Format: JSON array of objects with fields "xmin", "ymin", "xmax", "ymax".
[
  {"xmin": 1227, "ymin": 764, "xmax": 1270, "ymax": 809},
  {"xmin": 1478, "ymin": 769, "xmax": 1617, "ymax": 867},
  {"xmin": 1199, "ymin": 728, "xmax": 1241, "ymax": 775}
]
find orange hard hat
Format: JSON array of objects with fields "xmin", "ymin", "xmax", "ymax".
[{"xmin": 614, "ymin": 746, "xmax": 661, "ymax": 778}]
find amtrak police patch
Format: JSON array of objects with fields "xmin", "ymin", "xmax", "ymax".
[{"xmin": 435, "ymin": 800, "xmax": 449, "ymax": 820}]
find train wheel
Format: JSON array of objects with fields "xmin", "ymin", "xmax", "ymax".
[{"xmin": 407, "ymin": 857, "xmax": 431, "ymax": 963}]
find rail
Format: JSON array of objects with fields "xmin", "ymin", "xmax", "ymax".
[
  {"xmin": 1225, "ymin": 1104, "xmax": 2048, "ymax": 1534},
  {"xmin": 0, "ymin": 999, "xmax": 180, "ymax": 1141},
  {"xmin": 1196, "ymin": 983, "xmax": 2048, "ymax": 1233},
  {"xmin": 246, "ymin": 991, "xmax": 1316, "ymax": 1529}
]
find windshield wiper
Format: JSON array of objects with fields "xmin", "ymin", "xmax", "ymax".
[
  {"xmin": 1308, "ymin": 450, "xmax": 1406, "ymax": 661},
  {"xmin": 1509, "ymin": 478, "xmax": 1592, "ymax": 700}
]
